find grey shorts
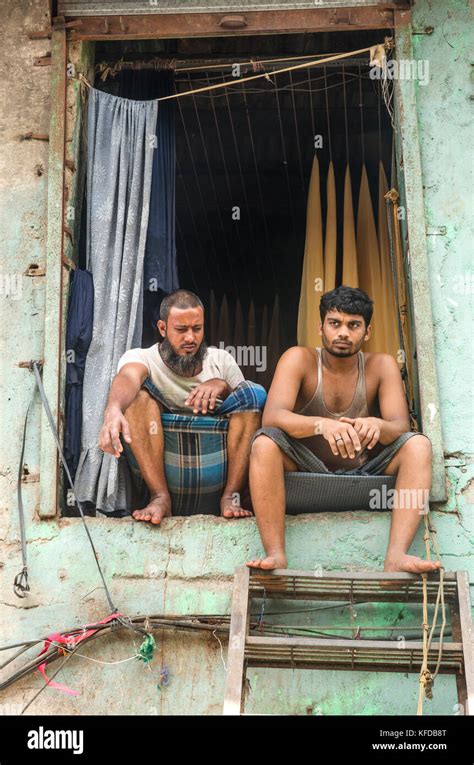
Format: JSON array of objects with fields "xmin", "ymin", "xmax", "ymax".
[{"xmin": 251, "ymin": 426, "xmax": 424, "ymax": 476}]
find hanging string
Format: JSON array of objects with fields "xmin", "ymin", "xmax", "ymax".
[
  {"xmin": 186, "ymin": 71, "xmax": 238, "ymax": 294},
  {"xmin": 175, "ymin": 86, "xmax": 223, "ymax": 284},
  {"xmin": 175, "ymin": 215, "xmax": 199, "ymax": 292},
  {"xmin": 274, "ymin": 74, "xmax": 297, "ymax": 241},
  {"xmin": 221, "ymin": 74, "xmax": 262, "ymax": 287},
  {"xmin": 308, "ymin": 67, "xmax": 316, "ymax": 149},
  {"xmin": 323, "ymin": 64, "xmax": 333, "ymax": 164},
  {"xmin": 78, "ymin": 45, "xmax": 388, "ymax": 102},
  {"xmin": 240, "ymin": 77, "xmax": 278, "ymax": 291},
  {"xmin": 358, "ymin": 64, "xmax": 365, "ymax": 168},
  {"xmin": 378, "ymin": 79, "xmax": 382, "ymax": 167},
  {"xmin": 342, "ymin": 64, "xmax": 350, "ymax": 164},
  {"xmin": 175, "ymin": 153, "xmax": 213, "ymax": 286},
  {"xmin": 288, "ymin": 69, "xmax": 305, "ymax": 197},
  {"xmin": 205, "ymin": 73, "xmax": 252, "ymax": 294}
]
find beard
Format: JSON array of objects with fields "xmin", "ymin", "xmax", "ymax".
[
  {"xmin": 321, "ymin": 333, "xmax": 360, "ymax": 357},
  {"xmin": 159, "ymin": 336, "xmax": 208, "ymax": 377}
]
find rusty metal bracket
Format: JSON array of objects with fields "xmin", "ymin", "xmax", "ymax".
[
  {"xmin": 412, "ymin": 26, "xmax": 434, "ymax": 35},
  {"xmin": 24, "ymin": 264, "xmax": 46, "ymax": 277},
  {"xmin": 19, "ymin": 132, "xmax": 49, "ymax": 142},
  {"xmin": 33, "ymin": 54, "xmax": 52, "ymax": 66},
  {"xmin": 218, "ymin": 15, "xmax": 248, "ymax": 30},
  {"xmin": 52, "ymin": 16, "xmax": 82, "ymax": 31},
  {"xmin": 62, "ymin": 254, "xmax": 76, "ymax": 270},
  {"xmin": 28, "ymin": 30, "xmax": 51, "ymax": 40},
  {"xmin": 21, "ymin": 469, "xmax": 40, "ymax": 484},
  {"xmin": 17, "ymin": 360, "xmax": 44, "ymax": 369}
]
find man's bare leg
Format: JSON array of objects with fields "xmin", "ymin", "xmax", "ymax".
[
  {"xmin": 124, "ymin": 389, "xmax": 172, "ymax": 525},
  {"xmin": 245, "ymin": 434, "xmax": 298, "ymax": 568},
  {"xmin": 221, "ymin": 411, "xmax": 261, "ymax": 519},
  {"xmin": 382, "ymin": 434, "xmax": 441, "ymax": 574}
]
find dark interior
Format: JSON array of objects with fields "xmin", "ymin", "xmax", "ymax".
[{"xmin": 93, "ymin": 30, "xmax": 393, "ymax": 383}]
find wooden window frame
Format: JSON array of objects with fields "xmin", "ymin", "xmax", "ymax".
[{"xmin": 39, "ymin": 6, "xmax": 446, "ymax": 518}]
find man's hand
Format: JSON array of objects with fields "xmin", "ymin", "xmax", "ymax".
[
  {"xmin": 99, "ymin": 406, "xmax": 132, "ymax": 458},
  {"xmin": 339, "ymin": 416, "xmax": 381, "ymax": 451},
  {"xmin": 317, "ymin": 417, "xmax": 362, "ymax": 459},
  {"xmin": 185, "ymin": 378, "xmax": 231, "ymax": 414}
]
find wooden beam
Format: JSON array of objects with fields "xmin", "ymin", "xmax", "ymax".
[
  {"xmin": 40, "ymin": 26, "xmax": 67, "ymax": 518},
  {"xmin": 456, "ymin": 571, "xmax": 474, "ymax": 715},
  {"xmin": 223, "ymin": 565, "xmax": 250, "ymax": 716},
  {"xmin": 67, "ymin": 8, "xmax": 395, "ymax": 42},
  {"xmin": 393, "ymin": 10, "xmax": 447, "ymax": 501}
]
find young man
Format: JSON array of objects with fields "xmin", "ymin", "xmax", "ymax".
[
  {"xmin": 247, "ymin": 285, "xmax": 441, "ymax": 575},
  {"xmin": 99, "ymin": 289, "xmax": 265, "ymax": 523}
]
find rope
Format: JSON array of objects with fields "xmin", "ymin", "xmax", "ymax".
[
  {"xmin": 14, "ymin": 394, "xmax": 35, "ymax": 598},
  {"xmin": 417, "ymin": 510, "xmax": 446, "ymax": 715},
  {"xmin": 78, "ymin": 42, "xmax": 391, "ymax": 102},
  {"xmin": 30, "ymin": 362, "xmax": 117, "ymax": 614}
]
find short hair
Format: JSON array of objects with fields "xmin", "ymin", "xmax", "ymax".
[
  {"xmin": 319, "ymin": 285, "xmax": 374, "ymax": 327},
  {"xmin": 159, "ymin": 289, "xmax": 204, "ymax": 322}
]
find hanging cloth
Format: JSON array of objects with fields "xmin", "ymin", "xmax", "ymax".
[
  {"xmin": 342, "ymin": 164, "xmax": 359, "ymax": 288},
  {"xmin": 73, "ymin": 88, "xmax": 158, "ymax": 514},
  {"xmin": 143, "ymin": 70, "xmax": 179, "ymax": 295},
  {"xmin": 324, "ymin": 160, "xmax": 337, "ymax": 293},
  {"xmin": 209, "ymin": 289, "xmax": 218, "ymax": 347},
  {"xmin": 297, "ymin": 155, "xmax": 324, "ymax": 347},
  {"xmin": 64, "ymin": 268, "xmax": 94, "ymax": 481},
  {"xmin": 356, "ymin": 166, "xmax": 385, "ymax": 352},
  {"xmin": 378, "ymin": 161, "xmax": 399, "ymax": 359},
  {"xmin": 234, "ymin": 298, "xmax": 245, "ymax": 350},
  {"xmin": 247, "ymin": 299, "xmax": 256, "ymax": 383},
  {"xmin": 260, "ymin": 303, "xmax": 268, "ymax": 387},
  {"xmin": 217, "ymin": 294, "xmax": 231, "ymax": 348},
  {"xmin": 268, "ymin": 294, "xmax": 281, "ymax": 389}
]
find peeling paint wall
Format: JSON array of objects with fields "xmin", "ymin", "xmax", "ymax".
[{"xmin": 0, "ymin": 0, "xmax": 472, "ymax": 716}]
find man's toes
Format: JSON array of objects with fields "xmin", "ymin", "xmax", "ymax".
[{"xmin": 246, "ymin": 559, "xmax": 262, "ymax": 568}]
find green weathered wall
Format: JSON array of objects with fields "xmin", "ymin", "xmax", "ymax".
[{"xmin": 0, "ymin": 0, "xmax": 472, "ymax": 716}]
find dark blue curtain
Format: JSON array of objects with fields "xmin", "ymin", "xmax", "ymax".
[
  {"xmin": 114, "ymin": 70, "xmax": 179, "ymax": 345},
  {"xmin": 64, "ymin": 267, "xmax": 94, "ymax": 481}
]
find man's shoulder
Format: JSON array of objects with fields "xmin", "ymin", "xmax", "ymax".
[
  {"xmin": 118, "ymin": 343, "xmax": 158, "ymax": 365},
  {"xmin": 364, "ymin": 351, "xmax": 399, "ymax": 368},
  {"xmin": 206, "ymin": 346, "xmax": 237, "ymax": 365},
  {"xmin": 279, "ymin": 345, "xmax": 315, "ymax": 366},
  {"xmin": 364, "ymin": 352, "xmax": 401, "ymax": 381}
]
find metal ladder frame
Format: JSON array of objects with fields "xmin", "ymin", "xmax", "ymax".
[{"xmin": 223, "ymin": 566, "xmax": 473, "ymax": 715}]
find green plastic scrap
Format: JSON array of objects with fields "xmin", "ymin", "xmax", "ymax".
[{"xmin": 137, "ymin": 633, "xmax": 156, "ymax": 665}]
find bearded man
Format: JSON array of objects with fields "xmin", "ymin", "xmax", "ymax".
[{"xmin": 99, "ymin": 289, "xmax": 265, "ymax": 523}]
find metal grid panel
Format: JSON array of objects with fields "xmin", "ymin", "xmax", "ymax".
[{"xmin": 58, "ymin": 0, "xmax": 382, "ymax": 17}]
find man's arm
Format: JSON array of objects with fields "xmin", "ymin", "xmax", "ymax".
[
  {"xmin": 264, "ymin": 347, "xmax": 362, "ymax": 458},
  {"xmin": 262, "ymin": 347, "xmax": 318, "ymax": 437},
  {"xmin": 99, "ymin": 363, "xmax": 148, "ymax": 457},
  {"xmin": 340, "ymin": 354, "xmax": 410, "ymax": 448},
  {"xmin": 375, "ymin": 354, "xmax": 411, "ymax": 443}
]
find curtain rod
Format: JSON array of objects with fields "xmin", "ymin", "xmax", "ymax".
[
  {"xmin": 95, "ymin": 51, "xmax": 363, "ymax": 77},
  {"xmin": 80, "ymin": 40, "xmax": 392, "ymax": 102}
]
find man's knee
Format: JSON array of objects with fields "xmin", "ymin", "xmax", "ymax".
[
  {"xmin": 399, "ymin": 433, "xmax": 432, "ymax": 461},
  {"xmin": 250, "ymin": 433, "xmax": 283, "ymax": 461},
  {"xmin": 125, "ymin": 388, "xmax": 161, "ymax": 418}
]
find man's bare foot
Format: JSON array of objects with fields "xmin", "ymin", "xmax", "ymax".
[
  {"xmin": 220, "ymin": 492, "xmax": 253, "ymax": 519},
  {"xmin": 132, "ymin": 494, "xmax": 172, "ymax": 525},
  {"xmin": 384, "ymin": 554, "xmax": 441, "ymax": 574},
  {"xmin": 246, "ymin": 553, "xmax": 288, "ymax": 570}
]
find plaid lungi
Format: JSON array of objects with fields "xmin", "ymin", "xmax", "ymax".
[
  {"xmin": 121, "ymin": 378, "xmax": 266, "ymax": 516},
  {"xmin": 251, "ymin": 427, "xmax": 426, "ymax": 514}
]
